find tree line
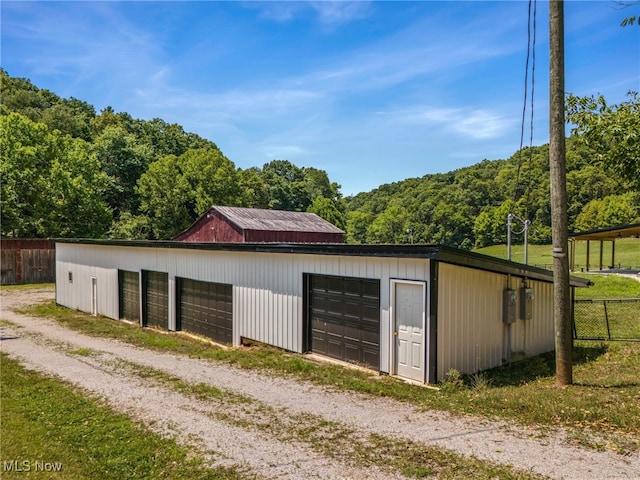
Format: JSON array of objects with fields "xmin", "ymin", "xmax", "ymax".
[{"xmin": 1, "ymin": 69, "xmax": 638, "ymax": 247}]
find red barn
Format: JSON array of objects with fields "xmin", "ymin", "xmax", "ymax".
[{"xmin": 173, "ymin": 206, "xmax": 344, "ymax": 243}]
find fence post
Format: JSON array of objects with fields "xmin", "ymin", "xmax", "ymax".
[{"xmin": 603, "ymin": 300, "xmax": 611, "ymax": 341}]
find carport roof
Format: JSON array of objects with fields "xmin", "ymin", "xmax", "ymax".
[{"xmin": 569, "ymin": 223, "xmax": 640, "ymax": 241}]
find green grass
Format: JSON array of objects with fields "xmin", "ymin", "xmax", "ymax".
[
  {"xmin": 0, "ymin": 282, "xmax": 55, "ymax": 291},
  {"xmin": 572, "ymin": 273, "xmax": 640, "ymax": 299},
  {"xmin": 475, "ymin": 238, "xmax": 640, "ymax": 270},
  {"xmin": 0, "ymin": 354, "xmax": 250, "ymax": 480},
  {"xmin": 17, "ymin": 300, "xmax": 640, "ymax": 453}
]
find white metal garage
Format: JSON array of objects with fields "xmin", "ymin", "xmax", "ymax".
[{"xmin": 54, "ymin": 240, "xmax": 589, "ymax": 384}]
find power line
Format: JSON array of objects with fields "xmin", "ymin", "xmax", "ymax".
[{"xmin": 513, "ymin": 0, "xmax": 538, "ymax": 212}]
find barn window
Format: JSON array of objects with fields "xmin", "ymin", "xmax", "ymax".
[{"xmin": 68, "ymin": 272, "xmax": 73, "ymax": 283}]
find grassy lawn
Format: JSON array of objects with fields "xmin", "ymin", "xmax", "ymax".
[
  {"xmin": 0, "ymin": 354, "xmax": 249, "ymax": 480},
  {"xmin": 572, "ymin": 273, "xmax": 640, "ymax": 299},
  {"xmin": 14, "ymin": 299, "xmax": 640, "ymax": 454},
  {"xmin": 476, "ymin": 238, "xmax": 640, "ymax": 271}
]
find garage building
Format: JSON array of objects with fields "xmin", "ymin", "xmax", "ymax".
[{"xmin": 55, "ymin": 240, "xmax": 589, "ymax": 384}]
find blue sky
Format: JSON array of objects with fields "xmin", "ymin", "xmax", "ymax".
[{"xmin": 2, "ymin": 1, "xmax": 638, "ymax": 196}]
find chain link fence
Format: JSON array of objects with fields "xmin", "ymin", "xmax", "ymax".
[{"xmin": 573, "ymin": 299, "xmax": 640, "ymax": 341}]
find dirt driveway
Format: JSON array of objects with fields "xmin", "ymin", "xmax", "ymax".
[{"xmin": 1, "ymin": 287, "xmax": 638, "ymax": 479}]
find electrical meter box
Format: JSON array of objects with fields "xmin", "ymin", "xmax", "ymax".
[
  {"xmin": 519, "ymin": 287, "xmax": 534, "ymax": 320},
  {"xmin": 503, "ymin": 289, "xmax": 517, "ymax": 324}
]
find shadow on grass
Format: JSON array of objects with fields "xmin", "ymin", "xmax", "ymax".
[{"xmin": 474, "ymin": 343, "xmax": 609, "ymax": 388}]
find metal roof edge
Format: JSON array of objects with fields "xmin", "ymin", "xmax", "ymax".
[
  {"xmin": 52, "ymin": 239, "xmax": 590, "ymax": 287},
  {"xmin": 434, "ymin": 245, "xmax": 591, "ymax": 287},
  {"xmin": 569, "ymin": 222, "xmax": 640, "ymax": 239}
]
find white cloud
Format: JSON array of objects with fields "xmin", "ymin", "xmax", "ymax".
[
  {"xmin": 386, "ymin": 105, "xmax": 512, "ymax": 140},
  {"xmin": 308, "ymin": 1, "xmax": 371, "ymax": 25},
  {"xmin": 245, "ymin": 0, "xmax": 371, "ymax": 26},
  {"xmin": 456, "ymin": 110, "xmax": 512, "ymax": 139},
  {"xmin": 263, "ymin": 144, "xmax": 308, "ymax": 158}
]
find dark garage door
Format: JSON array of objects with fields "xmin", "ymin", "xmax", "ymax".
[
  {"xmin": 118, "ymin": 270, "xmax": 140, "ymax": 322},
  {"xmin": 309, "ymin": 274, "xmax": 380, "ymax": 369},
  {"xmin": 142, "ymin": 270, "xmax": 168, "ymax": 329},
  {"xmin": 177, "ymin": 278, "xmax": 233, "ymax": 344}
]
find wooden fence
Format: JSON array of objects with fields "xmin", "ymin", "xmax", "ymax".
[{"xmin": 1, "ymin": 241, "xmax": 56, "ymax": 285}]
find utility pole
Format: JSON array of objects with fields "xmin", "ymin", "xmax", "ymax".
[{"xmin": 549, "ymin": 0, "xmax": 572, "ymax": 386}]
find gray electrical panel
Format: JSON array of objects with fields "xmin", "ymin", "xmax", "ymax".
[
  {"xmin": 503, "ymin": 289, "xmax": 517, "ymax": 324},
  {"xmin": 519, "ymin": 287, "xmax": 534, "ymax": 320}
]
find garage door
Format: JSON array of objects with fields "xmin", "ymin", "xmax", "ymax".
[
  {"xmin": 309, "ymin": 274, "xmax": 380, "ymax": 369},
  {"xmin": 177, "ymin": 278, "xmax": 233, "ymax": 344},
  {"xmin": 142, "ymin": 270, "xmax": 168, "ymax": 329},
  {"xmin": 118, "ymin": 270, "xmax": 140, "ymax": 322}
]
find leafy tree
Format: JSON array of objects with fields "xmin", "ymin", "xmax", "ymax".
[
  {"xmin": 136, "ymin": 155, "xmax": 192, "ymax": 239},
  {"xmin": 92, "ymin": 125, "xmax": 154, "ymax": 215},
  {"xmin": 238, "ymin": 167, "xmax": 270, "ymax": 208},
  {"xmin": 109, "ymin": 212, "xmax": 151, "ymax": 240},
  {"xmin": 180, "ymin": 148, "xmax": 242, "ymax": 215},
  {"xmin": 0, "ymin": 113, "xmax": 111, "ymax": 237},
  {"xmin": 574, "ymin": 193, "xmax": 640, "ymax": 231},
  {"xmin": 261, "ymin": 160, "xmax": 309, "ymax": 211},
  {"xmin": 567, "ymin": 165, "xmax": 619, "ymax": 228},
  {"xmin": 345, "ymin": 211, "xmax": 372, "ymax": 244},
  {"xmin": 425, "ymin": 202, "xmax": 475, "ymax": 249},
  {"xmin": 366, "ymin": 204, "xmax": 408, "ymax": 243},
  {"xmin": 618, "ymin": 0, "xmax": 640, "ymax": 26},
  {"xmin": 302, "ymin": 167, "xmax": 342, "ymax": 202},
  {"xmin": 137, "ymin": 148, "xmax": 242, "ymax": 239},
  {"xmin": 138, "ymin": 118, "xmax": 218, "ymax": 157},
  {"xmin": 566, "ymin": 92, "xmax": 640, "ymax": 190},
  {"xmin": 473, "ymin": 200, "xmax": 521, "ymax": 248},
  {"xmin": 41, "ymin": 103, "xmax": 91, "ymax": 141}
]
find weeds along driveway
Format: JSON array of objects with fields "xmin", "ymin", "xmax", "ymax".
[{"xmin": 2, "ymin": 287, "xmax": 639, "ymax": 480}]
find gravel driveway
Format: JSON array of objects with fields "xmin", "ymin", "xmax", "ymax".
[{"xmin": 1, "ymin": 287, "xmax": 638, "ymax": 480}]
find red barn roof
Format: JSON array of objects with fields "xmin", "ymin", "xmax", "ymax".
[{"xmin": 173, "ymin": 206, "xmax": 344, "ymax": 243}]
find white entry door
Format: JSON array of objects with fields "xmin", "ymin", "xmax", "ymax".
[{"xmin": 393, "ymin": 280, "xmax": 426, "ymax": 382}]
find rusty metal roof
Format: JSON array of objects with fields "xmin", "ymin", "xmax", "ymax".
[{"xmin": 212, "ymin": 206, "xmax": 344, "ymax": 233}]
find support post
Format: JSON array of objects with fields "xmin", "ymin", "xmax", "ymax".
[
  {"xmin": 599, "ymin": 240, "xmax": 604, "ymax": 271},
  {"xmin": 611, "ymin": 240, "xmax": 616, "ymax": 269},
  {"xmin": 586, "ymin": 240, "xmax": 590, "ymax": 271}
]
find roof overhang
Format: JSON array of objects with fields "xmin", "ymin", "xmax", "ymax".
[{"xmin": 570, "ymin": 223, "xmax": 640, "ymax": 241}]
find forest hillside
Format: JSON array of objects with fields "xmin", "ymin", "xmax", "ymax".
[{"xmin": 1, "ymin": 69, "xmax": 638, "ymax": 247}]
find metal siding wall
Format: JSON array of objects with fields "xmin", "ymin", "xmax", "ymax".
[
  {"xmin": 436, "ymin": 264, "xmax": 556, "ymax": 380},
  {"xmin": 98, "ymin": 268, "xmax": 119, "ymax": 319},
  {"xmin": 56, "ymin": 243, "xmax": 432, "ymax": 372},
  {"xmin": 511, "ymin": 279, "xmax": 555, "ymax": 356},
  {"xmin": 437, "ymin": 263, "xmax": 506, "ymax": 379}
]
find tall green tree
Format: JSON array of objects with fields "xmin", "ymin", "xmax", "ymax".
[
  {"xmin": 574, "ymin": 193, "xmax": 640, "ymax": 231},
  {"xmin": 0, "ymin": 113, "xmax": 111, "ymax": 237},
  {"xmin": 92, "ymin": 125, "xmax": 153, "ymax": 215},
  {"xmin": 366, "ymin": 204, "xmax": 408, "ymax": 243},
  {"xmin": 238, "ymin": 167, "xmax": 270, "ymax": 208},
  {"xmin": 181, "ymin": 148, "xmax": 242, "ymax": 215},
  {"xmin": 261, "ymin": 160, "xmax": 309, "ymax": 211},
  {"xmin": 566, "ymin": 92, "xmax": 640, "ymax": 189},
  {"xmin": 345, "ymin": 211, "xmax": 372, "ymax": 244},
  {"xmin": 136, "ymin": 154, "xmax": 192, "ymax": 239},
  {"xmin": 136, "ymin": 148, "xmax": 242, "ymax": 239},
  {"xmin": 307, "ymin": 196, "xmax": 346, "ymax": 230}
]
